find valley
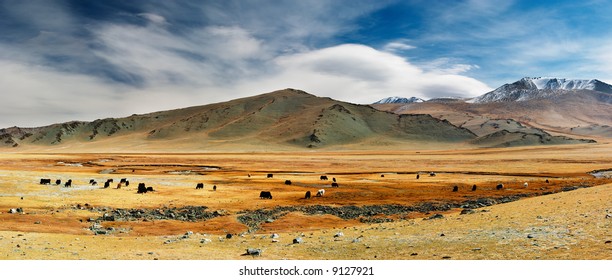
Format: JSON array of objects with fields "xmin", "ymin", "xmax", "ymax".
[{"xmin": 0, "ymin": 143, "xmax": 610, "ymax": 259}]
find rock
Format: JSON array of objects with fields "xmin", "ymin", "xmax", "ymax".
[
  {"xmin": 293, "ymin": 237, "xmax": 303, "ymax": 244},
  {"xmin": 425, "ymin": 213, "xmax": 444, "ymax": 220},
  {"xmin": 460, "ymin": 209, "xmax": 475, "ymax": 215},
  {"xmin": 604, "ymin": 240, "xmax": 611, "ymax": 244},
  {"xmin": 265, "ymin": 218, "xmax": 275, "ymax": 223},
  {"xmin": 34, "ymin": 221, "xmax": 41, "ymax": 224},
  {"xmin": 226, "ymin": 233, "xmax": 233, "ymax": 239},
  {"xmin": 442, "ymin": 256, "xmax": 452, "ymax": 259},
  {"xmin": 410, "ymin": 253, "xmax": 418, "ymax": 256},
  {"xmin": 334, "ymin": 232, "xmax": 344, "ymax": 238},
  {"xmin": 8, "ymin": 208, "xmax": 17, "ymax": 214},
  {"xmin": 527, "ymin": 234, "xmax": 534, "ymax": 239},
  {"xmin": 95, "ymin": 230, "xmax": 107, "ymax": 235},
  {"xmin": 200, "ymin": 238, "xmax": 211, "ymax": 244},
  {"xmin": 271, "ymin": 233, "xmax": 279, "ymax": 239},
  {"xmin": 245, "ymin": 248, "xmax": 262, "ymax": 256},
  {"xmin": 185, "ymin": 231, "xmax": 193, "ymax": 236}
]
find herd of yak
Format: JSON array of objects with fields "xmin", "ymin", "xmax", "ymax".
[{"xmin": 39, "ymin": 171, "xmax": 540, "ymax": 199}]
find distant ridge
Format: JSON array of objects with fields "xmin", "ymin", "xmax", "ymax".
[
  {"xmin": 472, "ymin": 77, "xmax": 612, "ymax": 103},
  {"xmin": 373, "ymin": 96, "xmax": 425, "ymax": 104}
]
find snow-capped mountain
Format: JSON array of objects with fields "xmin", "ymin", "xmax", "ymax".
[
  {"xmin": 472, "ymin": 77, "xmax": 612, "ymax": 103},
  {"xmin": 373, "ymin": 96, "xmax": 425, "ymax": 104}
]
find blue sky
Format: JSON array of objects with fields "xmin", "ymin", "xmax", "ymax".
[{"xmin": 1, "ymin": 0, "xmax": 611, "ymax": 127}]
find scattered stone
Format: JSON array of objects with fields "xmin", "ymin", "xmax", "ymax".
[
  {"xmin": 472, "ymin": 248, "xmax": 481, "ymax": 251},
  {"xmin": 334, "ymin": 232, "xmax": 344, "ymax": 238},
  {"xmin": 245, "ymin": 248, "xmax": 262, "ymax": 256},
  {"xmin": 34, "ymin": 221, "xmax": 41, "ymax": 224},
  {"xmin": 265, "ymin": 218, "xmax": 275, "ymax": 223},
  {"xmin": 527, "ymin": 234, "xmax": 534, "ymax": 239},
  {"xmin": 425, "ymin": 213, "xmax": 444, "ymax": 220},
  {"xmin": 272, "ymin": 239, "xmax": 279, "ymax": 243},
  {"xmin": 440, "ymin": 233, "xmax": 445, "ymax": 237},
  {"xmin": 606, "ymin": 214, "xmax": 611, "ymax": 219},
  {"xmin": 271, "ymin": 233, "xmax": 279, "ymax": 239},
  {"xmin": 200, "ymin": 238, "xmax": 211, "ymax": 244},
  {"xmin": 605, "ymin": 240, "xmax": 611, "ymax": 244},
  {"xmin": 293, "ymin": 237, "xmax": 303, "ymax": 244},
  {"xmin": 460, "ymin": 209, "xmax": 475, "ymax": 215},
  {"xmin": 442, "ymin": 256, "xmax": 452, "ymax": 259},
  {"xmin": 410, "ymin": 253, "xmax": 418, "ymax": 256}
]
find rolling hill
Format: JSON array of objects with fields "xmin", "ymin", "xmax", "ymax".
[{"xmin": 0, "ymin": 89, "xmax": 480, "ymax": 152}]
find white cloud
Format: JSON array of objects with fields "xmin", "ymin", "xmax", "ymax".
[
  {"xmin": 383, "ymin": 41, "xmax": 417, "ymax": 53},
  {"xmin": 238, "ymin": 44, "xmax": 492, "ymax": 103},
  {"xmin": 138, "ymin": 13, "xmax": 167, "ymax": 25}
]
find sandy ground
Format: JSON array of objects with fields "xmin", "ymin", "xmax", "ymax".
[{"xmin": 0, "ymin": 143, "xmax": 610, "ymax": 260}]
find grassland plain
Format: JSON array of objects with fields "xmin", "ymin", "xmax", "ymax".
[{"xmin": 0, "ymin": 143, "xmax": 610, "ymax": 260}]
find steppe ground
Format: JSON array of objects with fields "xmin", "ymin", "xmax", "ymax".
[{"xmin": 0, "ymin": 143, "xmax": 610, "ymax": 260}]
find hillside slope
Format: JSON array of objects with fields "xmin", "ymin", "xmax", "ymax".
[{"xmin": 0, "ymin": 89, "xmax": 477, "ymax": 151}]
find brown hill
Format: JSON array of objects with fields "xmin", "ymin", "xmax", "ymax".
[{"xmin": 0, "ymin": 89, "xmax": 477, "ymax": 152}]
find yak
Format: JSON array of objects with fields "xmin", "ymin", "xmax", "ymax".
[{"xmin": 259, "ymin": 191, "xmax": 272, "ymax": 199}]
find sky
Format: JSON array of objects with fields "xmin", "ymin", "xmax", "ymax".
[{"xmin": 1, "ymin": 0, "xmax": 612, "ymax": 128}]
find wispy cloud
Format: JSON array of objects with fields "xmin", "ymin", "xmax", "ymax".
[{"xmin": 1, "ymin": 1, "xmax": 609, "ymax": 128}]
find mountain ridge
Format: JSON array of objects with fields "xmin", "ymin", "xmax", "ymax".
[
  {"xmin": 0, "ymin": 89, "xmax": 482, "ymax": 151},
  {"xmin": 472, "ymin": 77, "xmax": 612, "ymax": 103}
]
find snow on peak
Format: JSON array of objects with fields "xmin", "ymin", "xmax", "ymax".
[
  {"xmin": 524, "ymin": 77, "xmax": 598, "ymax": 90},
  {"xmin": 472, "ymin": 77, "xmax": 612, "ymax": 103},
  {"xmin": 373, "ymin": 96, "xmax": 425, "ymax": 104}
]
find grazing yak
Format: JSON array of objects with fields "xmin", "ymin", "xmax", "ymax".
[
  {"xmin": 452, "ymin": 185, "xmax": 458, "ymax": 192},
  {"xmin": 496, "ymin": 184, "xmax": 504, "ymax": 190},
  {"xmin": 120, "ymin": 178, "xmax": 127, "ymax": 184},
  {"xmin": 259, "ymin": 191, "xmax": 272, "ymax": 199},
  {"xmin": 104, "ymin": 181, "xmax": 110, "ymax": 188},
  {"xmin": 40, "ymin": 178, "xmax": 51, "ymax": 185},
  {"xmin": 196, "ymin": 183, "xmax": 204, "ymax": 189},
  {"xmin": 267, "ymin": 174, "xmax": 273, "ymax": 178},
  {"xmin": 416, "ymin": 174, "xmax": 420, "ymax": 179},
  {"xmin": 137, "ymin": 183, "xmax": 147, "ymax": 194},
  {"xmin": 64, "ymin": 179, "xmax": 72, "ymax": 188},
  {"xmin": 429, "ymin": 172, "xmax": 436, "ymax": 177},
  {"xmin": 146, "ymin": 187, "xmax": 154, "ymax": 192},
  {"xmin": 213, "ymin": 185, "xmax": 217, "ymax": 191},
  {"xmin": 331, "ymin": 182, "xmax": 339, "ymax": 187},
  {"xmin": 305, "ymin": 191, "xmax": 311, "ymax": 199},
  {"xmin": 472, "ymin": 184, "xmax": 477, "ymax": 191},
  {"xmin": 55, "ymin": 179, "xmax": 61, "ymax": 185},
  {"xmin": 284, "ymin": 180, "xmax": 292, "ymax": 185},
  {"xmin": 320, "ymin": 175, "xmax": 328, "ymax": 180},
  {"xmin": 316, "ymin": 189, "xmax": 325, "ymax": 197}
]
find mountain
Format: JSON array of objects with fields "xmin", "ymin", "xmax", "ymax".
[
  {"xmin": 373, "ymin": 96, "xmax": 425, "ymax": 104},
  {"xmin": 0, "ymin": 89, "xmax": 478, "ymax": 151},
  {"xmin": 472, "ymin": 77, "xmax": 612, "ymax": 103},
  {"xmin": 371, "ymin": 77, "xmax": 611, "ymax": 141}
]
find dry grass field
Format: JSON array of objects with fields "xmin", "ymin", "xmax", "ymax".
[{"xmin": 0, "ymin": 143, "xmax": 610, "ymax": 260}]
